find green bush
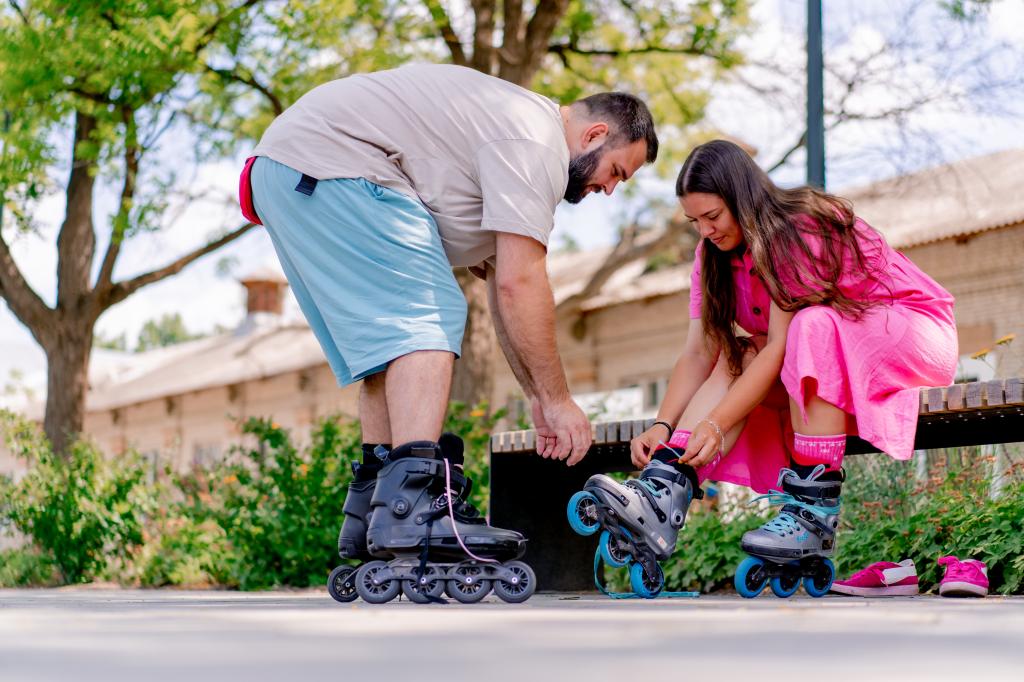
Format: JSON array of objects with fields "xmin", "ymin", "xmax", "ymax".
[
  {"xmin": 0, "ymin": 403, "xmax": 507, "ymax": 590},
  {"xmin": 181, "ymin": 416, "xmax": 362, "ymax": 590},
  {"xmin": 131, "ymin": 515, "xmax": 231, "ymax": 588},
  {"xmin": 0, "ymin": 411, "xmax": 152, "ymax": 584},
  {"xmin": 0, "ymin": 547, "xmax": 58, "ymax": 587},
  {"xmin": 837, "ymin": 452, "xmax": 1024, "ymax": 594}
]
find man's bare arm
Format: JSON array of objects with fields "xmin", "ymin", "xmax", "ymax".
[
  {"xmin": 491, "ymin": 233, "xmax": 570, "ymax": 404},
  {"xmin": 485, "ymin": 262, "xmax": 535, "ymax": 400},
  {"xmin": 489, "ymin": 232, "xmax": 591, "ymax": 463}
]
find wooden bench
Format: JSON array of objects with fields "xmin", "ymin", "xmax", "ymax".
[{"xmin": 488, "ymin": 378, "xmax": 1024, "ymax": 591}]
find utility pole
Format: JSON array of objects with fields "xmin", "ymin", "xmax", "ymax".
[{"xmin": 807, "ymin": 0, "xmax": 825, "ymax": 188}]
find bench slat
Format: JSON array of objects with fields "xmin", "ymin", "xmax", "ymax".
[
  {"xmin": 945, "ymin": 383, "xmax": 964, "ymax": 411},
  {"xmin": 926, "ymin": 386, "xmax": 946, "ymax": 413},
  {"xmin": 986, "ymin": 380, "xmax": 1006, "ymax": 407},
  {"xmin": 965, "ymin": 381, "xmax": 984, "ymax": 409},
  {"xmin": 1007, "ymin": 378, "xmax": 1023, "ymax": 405}
]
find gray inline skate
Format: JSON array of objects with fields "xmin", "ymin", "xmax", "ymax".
[
  {"xmin": 734, "ymin": 464, "xmax": 842, "ymax": 598},
  {"xmin": 567, "ymin": 459, "xmax": 701, "ymax": 598},
  {"xmin": 355, "ymin": 439, "xmax": 536, "ymax": 604}
]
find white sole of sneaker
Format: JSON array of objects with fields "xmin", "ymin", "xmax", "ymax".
[
  {"xmin": 939, "ymin": 581, "xmax": 988, "ymax": 597},
  {"xmin": 830, "ymin": 584, "xmax": 920, "ymax": 597}
]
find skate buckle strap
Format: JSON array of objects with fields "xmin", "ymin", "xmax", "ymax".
[
  {"xmin": 779, "ymin": 465, "xmax": 842, "ymax": 500},
  {"xmin": 642, "ymin": 466, "xmax": 704, "ymax": 501}
]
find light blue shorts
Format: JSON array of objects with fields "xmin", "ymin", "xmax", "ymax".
[{"xmin": 250, "ymin": 157, "xmax": 466, "ymax": 386}]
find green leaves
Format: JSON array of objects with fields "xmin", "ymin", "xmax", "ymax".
[{"xmin": 0, "ymin": 410, "xmax": 152, "ymax": 584}]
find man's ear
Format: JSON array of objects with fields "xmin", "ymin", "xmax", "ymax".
[{"xmin": 581, "ymin": 122, "xmax": 609, "ymax": 150}]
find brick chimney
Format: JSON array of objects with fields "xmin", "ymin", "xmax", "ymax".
[{"xmin": 239, "ymin": 266, "xmax": 288, "ymax": 316}]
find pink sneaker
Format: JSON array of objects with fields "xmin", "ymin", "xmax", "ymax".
[
  {"xmin": 830, "ymin": 559, "xmax": 919, "ymax": 597},
  {"xmin": 938, "ymin": 556, "xmax": 989, "ymax": 597}
]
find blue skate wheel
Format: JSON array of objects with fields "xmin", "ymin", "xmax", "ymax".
[
  {"xmin": 770, "ymin": 571, "xmax": 801, "ymax": 598},
  {"xmin": 598, "ymin": 530, "xmax": 631, "ymax": 568},
  {"xmin": 803, "ymin": 558, "xmax": 835, "ymax": 598},
  {"xmin": 735, "ymin": 557, "xmax": 768, "ymax": 598},
  {"xmin": 567, "ymin": 491, "xmax": 600, "ymax": 536},
  {"xmin": 629, "ymin": 561, "xmax": 665, "ymax": 599}
]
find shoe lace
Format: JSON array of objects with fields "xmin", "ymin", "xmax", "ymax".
[{"xmin": 629, "ymin": 478, "xmax": 663, "ymax": 497}]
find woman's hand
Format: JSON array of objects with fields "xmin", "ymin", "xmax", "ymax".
[
  {"xmin": 629, "ymin": 425, "xmax": 672, "ymax": 469},
  {"xmin": 679, "ymin": 419, "xmax": 724, "ymax": 469}
]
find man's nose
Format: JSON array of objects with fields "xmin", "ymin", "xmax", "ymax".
[{"xmin": 602, "ymin": 179, "xmax": 619, "ymax": 195}]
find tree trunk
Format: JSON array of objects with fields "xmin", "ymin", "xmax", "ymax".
[
  {"xmin": 450, "ymin": 268, "xmax": 496, "ymax": 408},
  {"xmin": 43, "ymin": 322, "xmax": 93, "ymax": 457}
]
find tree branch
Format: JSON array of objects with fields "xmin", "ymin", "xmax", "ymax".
[
  {"xmin": 0, "ymin": 232, "xmax": 52, "ymax": 342},
  {"xmin": 94, "ymin": 107, "xmax": 140, "ymax": 297},
  {"xmin": 56, "ymin": 112, "xmax": 98, "ymax": 314},
  {"xmin": 423, "ymin": 0, "xmax": 468, "ymax": 67},
  {"xmin": 194, "ymin": 0, "xmax": 263, "ymax": 55},
  {"xmin": 470, "ymin": 0, "xmax": 497, "ymax": 73},
  {"xmin": 548, "ymin": 41, "xmax": 716, "ymax": 60},
  {"xmin": 102, "ymin": 222, "xmax": 259, "ymax": 309},
  {"xmin": 557, "ymin": 216, "xmax": 689, "ymax": 314},
  {"xmin": 6, "ymin": 0, "xmax": 28, "ymax": 24},
  {"xmin": 519, "ymin": 0, "xmax": 568, "ymax": 83},
  {"xmin": 204, "ymin": 64, "xmax": 283, "ymax": 116}
]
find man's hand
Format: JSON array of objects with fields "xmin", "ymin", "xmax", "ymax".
[{"xmin": 532, "ymin": 397, "xmax": 592, "ymax": 466}]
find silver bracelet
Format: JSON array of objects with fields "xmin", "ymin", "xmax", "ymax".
[{"xmin": 697, "ymin": 418, "xmax": 725, "ymax": 451}]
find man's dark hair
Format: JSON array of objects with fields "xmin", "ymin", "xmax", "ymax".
[{"xmin": 576, "ymin": 92, "xmax": 659, "ymax": 163}]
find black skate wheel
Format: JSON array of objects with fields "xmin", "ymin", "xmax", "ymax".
[
  {"xmin": 327, "ymin": 565, "xmax": 359, "ymax": 603},
  {"xmin": 493, "ymin": 561, "xmax": 536, "ymax": 604},
  {"xmin": 355, "ymin": 560, "xmax": 401, "ymax": 604},
  {"xmin": 401, "ymin": 565, "xmax": 446, "ymax": 604},
  {"xmin": 447, "ymin": 563, "xmax": 492, "ymax": 604},
  {"xmin": 770, "ymin": 572, "xmax": 801, "ymax": 598}
]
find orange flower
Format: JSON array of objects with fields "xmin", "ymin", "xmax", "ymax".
[
  {"xmin": 970, "ymin": 348, "xmax": 991, "ymax": 360},
  {"xmin": 995, "ymin": 333, "xmax": 1016, "ymax": 346}
]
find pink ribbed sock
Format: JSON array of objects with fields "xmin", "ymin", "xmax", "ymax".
[
  {"xmin": 793, "ymin": 433, "xmax": 845, "ymax": 470},
  {"xmin": 667, "ymin": 429, "xmax": 691, "ymax": 451}
]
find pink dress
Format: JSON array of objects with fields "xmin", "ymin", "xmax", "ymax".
[{"xmin": 688, "ymin": 218, "xmax": 957, "ymax": 493}]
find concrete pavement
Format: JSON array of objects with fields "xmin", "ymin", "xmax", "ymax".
[{"xmin": 2, "ymin": 588, "xmax": 1022, "ymax": 681}]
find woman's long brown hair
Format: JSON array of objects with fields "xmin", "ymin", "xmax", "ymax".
[{"xmin": 676, "ymin": 139, "xmax": 887, "ymax": 375}]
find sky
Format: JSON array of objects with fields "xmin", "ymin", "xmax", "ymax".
[{"xmin": 2, "ymin": 0, "xmax": 1023, "ymax": 400}]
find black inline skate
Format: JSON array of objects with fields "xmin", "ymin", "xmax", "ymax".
[
  {"xmin": 354, "ymin": 438, "xmax": 536, "ymax": 604},
  {"xmin": 326, "ymin": 443, "xmax": 389, "ymax": 603}
]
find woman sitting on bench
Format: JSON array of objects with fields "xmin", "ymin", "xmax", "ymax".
[{"xmin": 628, "ymin": 139, "xmax": 957, "ymax": 595}]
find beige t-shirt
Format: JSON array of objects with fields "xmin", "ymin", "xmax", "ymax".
[{"xmin": 252, "ymin": 64, "xmax": 569, "ymax": 270}]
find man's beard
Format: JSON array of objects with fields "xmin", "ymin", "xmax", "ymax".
[{"xmin": 564, "ymin": 146, "xmax": 605, "ymax": 204}]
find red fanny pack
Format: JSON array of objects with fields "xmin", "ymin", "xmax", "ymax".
[{"xmin": 238, "ymin": 156, "xmax": 262, "ymax": 225}]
